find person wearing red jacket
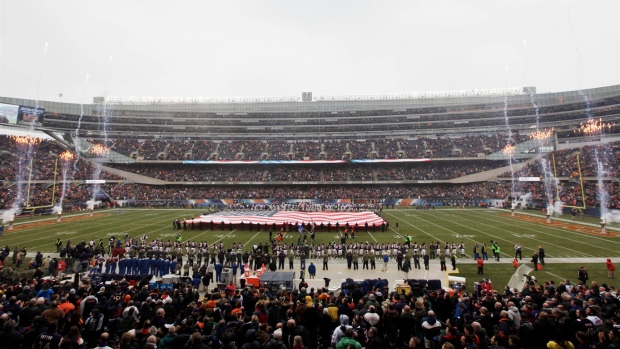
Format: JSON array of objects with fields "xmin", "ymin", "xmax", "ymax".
[
  {"xmin": 226, "ymin": 281, "xmax": 236, "ymax": 297},
  {"xmin": 480, "ymin": 278, "xmax": 493, "ymax": 294},
  {"xmin": 606, "ymin": 258, "xmax": 616, "ymax": 278},
  {"xmin": 477, "ymin": 257, "xmax": 484, "ymax": 275}
]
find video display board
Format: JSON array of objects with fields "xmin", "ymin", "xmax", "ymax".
[
  {"xmin": 17, "ymin": 105, "xmax": 45, "ymax": 127},
  {"xmin": 0, "ymin": 103, "xmax": 45, "ymax": 127},
  {"xmin": 0, "ymin": 103, "xmax": 19, "ymax": 124}
]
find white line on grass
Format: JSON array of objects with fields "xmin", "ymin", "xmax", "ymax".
[
  {"xmin": 212, "ymin": 230, "xmax": 238, "ymax": 243},
  {"xmin": 435, "ymin": 211, "xmax": 596, "ymax": 257},
  {"xmin": 389, "ymin": 227, "xmax": 404, "ymax": 239},
  {"xmin": 0, "ymin": 210, "xmax": 147, "ymax": 242},
  {"xmin": 8, "ymin": 212, "xmax": 154, "ymax": 248},
  {"xmin": 383, "ymin": 211, "xmax": 444, "ymax": 244},
  {"xmin": 542, "ymin": 270, "xmax": 568, "ymax": 281},
  {"xmin": 28, "ymin": 211, "xmax": 195, "ymax": 251},
  {"xmin": 366, "ymin": 230, "xmax": 378, "ymax": 243},
  {"xmin": 484, "ymin": 209, "xmax": 620, "ymax": 246},
  {"xmin": 244, "ymin": 230, "xmax": 263, "ymax": 246},
  {"xmin": 469, "ymin": 210, "xmax": 620, "ymax": 255},
  {"xmin": 391, "ymin": 211, "xmax": 516, "ymax": 259},
  {"xmin": 490, "ymin": 208, "xmax": 620, "ymax": 233}
]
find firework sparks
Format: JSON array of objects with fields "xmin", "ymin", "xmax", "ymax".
[
  {"xmin": 88, "ymin": 144, "xmax": 110, "ymax": 156},
  {"xmin": 575, "ymin": 118, "xmax": 615, "ymax": 135},
  {"xmin": 530, "ymin": 128, "xmax": 554, "ymax": 141},
  {"xmin": 59, "ymin": 150, "xmax": 75, "ymax": 161},
  {"xmin": 502, "ymin": 144, "xmax": 516, "ymax": 156},
  {"xmin": 10, "ymin": 135, "xmax": 42, "ymax": 146}
]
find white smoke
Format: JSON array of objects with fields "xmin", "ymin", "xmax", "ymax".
[
  {"xmin": 518, "ymin": 193, "xmax": 532, "ymax": 209},
  {"xmin": 86, "ymin": 200, "xmax": 101, "ymax": 210},
  {"xmin": 553, "ymin": 201, "xmax": 564, "ymax": 216},
  {"xmin": 52, "ymin": 205, "xmax": 62, "ymax": 215},
  {"xmin": 1, "ymin": 209, "xmax": 16, "ymax": 224},
  {"xmin": 602, "ymin": 210, "xmax": 620, "ymax": 224},
  {"xmin": 546, "ymin": 201, "xmax": 563, "ymax": 216}
]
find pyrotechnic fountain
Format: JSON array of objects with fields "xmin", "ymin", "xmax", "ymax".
[
  {"xmin": 86, "ymin": 144, "xmax": 109, "ymax": 215},
  {"xmin": 502, "ymin": 144, "xmax": 518, "ymax": 216},
  {"xmin": 575, "ymin": 118, "xmax": 616, "ymax": 232},
  {"xmin": 52, "ymin": 206, "xmax": 62, "ymax": 223},
  {"xmin": 530, "ymin": 127, "xmax": 562, "ymax": 223},
  {"xmin": 53, "ymin": 150, "xmax": 76, "ymax": 222},
  {"xmin": 3, "ymin": 43, "xmax": 48, "ymax": 229},
  {"xmin": 501, "ymin": 66, "xmax": 519, "ymax": 211},
  {"xmin": 4, "ymin": 136, "xmax": 42, "ymax": 229}
]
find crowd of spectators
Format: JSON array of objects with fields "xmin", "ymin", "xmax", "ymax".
[
  {"xmin": 216, "ymin": 141, "xmax": 244, "ymax": 161},
  {"xmin": 500, "ymin": 141, "xmax": 620, "ymax": 179},
  {"xmin": 139, "ymin": 140, "xmax": 169, "ymax": 161},
  {"xmin": 0, "ymin": 137, "xmax": 123, "ymax": 183},
  {"xmin": 2, "ymin": 135, "xmax": 620, "ymax": 210},
  {"xmin": 166, "ymin": 141, "xmax": 194, "ymax": 161},
  {"xmin": 75, "ymin": 134, "xmax": 575, "ymax": 161},
  {"xmin": 347, "ymin": 141, "xmax": 372, "ymax": 160},
  {"xmin": 292, "ymin": 141, "xmax": 321, "ymax": 160},
  {"xmin": 244, "ymin": 141, "xmax": 269, "ymax": 161},
  {"xmin": 191, "ymin": 141, "xmax": 218, "ymax": 161},
  {"xmin": 267, "ymin": 141, "xmax": 292, "ymax": 160},
  {"xmin": 108, "ymin": 161, "xmax": 505, "ymax": 183},
  {"xmin": 424, "ymin": 138, "xmax": 455, "ymax": 158},
  {"xmin": 112, "ymin": 139, "xmax": 141, "ymax": 157},
  {"xmin": 372, "ymin": 139, "xmax": 399, "ymax": 159},
  {"xmin": 322, "ymin": 140, "xmax": 347, "ymax": 160},
  {"xmin": 2, "ymin": 173, "xmax": 620, "ymax": 210}
]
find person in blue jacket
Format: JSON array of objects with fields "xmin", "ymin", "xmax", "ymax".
[
  {"xmin": 163, "ymin": 258, "xmax": 171, "ymax": 276},
  {"xmin": 382, "ymin": 254, "xmax": 389, "ymax": 272},
  {"xmin": 231, "ymin": 262, "xmax": 238, "ymax": 284},
  {"xmin": 214, "ymin": 261, "xmax": 223, "ymax": 282},
  {"xmin": 170, "ymin": 259, "xmax": 178, "ymax": 275},
  {"xmin": 158, "ymin": 258, "xmax": 165, "ymax": 277},
  {"xmin": 118, "ymin": 257, "xmax": 126, "ymax": 275},
  {"xmin": 308, "ymin": 262, "xmax": 316, "ymax": 279},
  {"xmin": 130, "ymin": 257, "xmax": 138, "ymax": 275},
  {"xmin": 105, "ymin": 257, "xmax": 111, "ymax": 274},
  {"xmin": 139, "ymin": 257, "xmax": 149, "ymax": 275},
  {"xmin": 36, "ymin": 283, "xmax": 54, "ymax": 300}
]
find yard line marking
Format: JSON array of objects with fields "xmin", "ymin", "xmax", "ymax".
[
  {"xmin": 484, "ymin": 209, "xmax": 620, "ymax": 244},
  {"xmin": 366, "ymin": 231, "xmax": 378, "ymax": 243},
  {"xmin": 383, "ymin": 211, "xmax": 444, "ymax": 245},
  {"xmin": 388, "ymin": 210, "xmax": 522, "ymax": 259},
  {"xmin": 26, "ymin": 211, "xmax": 199, "ymax": 251},
  {"xmin": 463, "ymin": 211, "xmax": 619, "ymax": 255},
  {"xmin": 244, "ymin": 230, "xmax": 263, "ymax": 247},
  {"xmin": 542, "ymin": 270, "xmax": 568, "ymax": 281},
  {"xmin": 432, "ymin": 211, "xmax": 596, "ymax": 257}
]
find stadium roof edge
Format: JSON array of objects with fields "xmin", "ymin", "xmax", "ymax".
[{"xmin": 97, "ymin": 87, "xmax": 526, "ymax": 105}]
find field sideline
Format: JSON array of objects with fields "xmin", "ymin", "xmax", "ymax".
[{"xmin": 4, "ymin": 207, "xmax": 620, "ymax": 289}]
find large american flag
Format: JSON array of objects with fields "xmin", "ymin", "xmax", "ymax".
[{"xmin": 187, "ymin": 210, "xmax": 385, "ymax": 226}]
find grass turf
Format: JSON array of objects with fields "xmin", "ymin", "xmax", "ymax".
[{"xmin": 5, "ymin": 207, "xmax": 619, "ymax": 289}]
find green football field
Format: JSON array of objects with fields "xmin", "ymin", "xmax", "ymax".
[{"xmin": 4, "ymin": 207, "xmax": 620, "ymax": 289}]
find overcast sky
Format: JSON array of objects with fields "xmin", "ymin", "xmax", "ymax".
[{"xmin": 0, "ymin": 0, "xmax": 618, "ymax": 104}]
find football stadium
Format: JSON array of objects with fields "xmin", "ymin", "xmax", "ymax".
[{"xmin": 1, "ymin": 2, "xmax": 619, "ymax": 348}]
